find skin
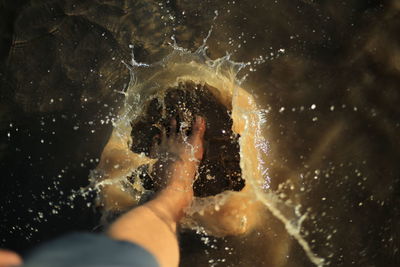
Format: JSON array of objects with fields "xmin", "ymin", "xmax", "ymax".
[
  {"xmin": 107, "ymin": 116, "xmax": 206, "ymax": 267},
  {"xmin": 0, "ymin": 116, "xmax": 205, "ymax": 267},
  {"xmin": 0, "ymin": 250, "xmax": 22, "ymax": 267}
]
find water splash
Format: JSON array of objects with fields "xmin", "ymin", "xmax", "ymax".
[{"xmin": 92, "ymin": 35, "xmax": 326, "ymax": 266}]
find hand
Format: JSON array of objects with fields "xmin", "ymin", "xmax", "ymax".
[
  {"xmin": 150, "ymin": 116, "xmax": 206, "ymax": 190},
  {"xmin": 151, "ymin": 115, "xmax": 206, "ymax": 163}
]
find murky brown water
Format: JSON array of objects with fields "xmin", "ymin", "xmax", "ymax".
[
  {"xmin": 130, "ymin": 82, "xmax": 244, "ymax": 196},
  {"xmin": 1, "ymin": 0, "xmax": 399, "ymax": 266}
]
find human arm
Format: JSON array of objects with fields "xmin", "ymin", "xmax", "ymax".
[{"xmin": 107, "ymin": 116, "xmax": 206, "ymax": 267}]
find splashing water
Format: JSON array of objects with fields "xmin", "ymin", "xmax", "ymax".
[{"xmin": 90, "ymin": 35, "xmax": 325, "ymax": 266}]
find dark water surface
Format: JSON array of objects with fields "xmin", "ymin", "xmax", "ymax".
[{"xmin": 1, "ymin": 0, "xmax": 399, "ymax": 266}]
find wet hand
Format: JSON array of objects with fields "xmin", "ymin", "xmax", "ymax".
[
  {"xmin": 150, "ymin": 116, "xmax": 206, "ymax": 198},
  {"xmin": 151, "ymin": 115, "xmax": 206, "ymax": 163}
]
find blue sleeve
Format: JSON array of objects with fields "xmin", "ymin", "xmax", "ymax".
[{"xmin": 22, "ymin": 232, "xmax": 159, "ymax": 267}]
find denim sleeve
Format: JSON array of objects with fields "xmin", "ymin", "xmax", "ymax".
[{"xmin": 22, "ymin": 232, "xmax": 159, "ymax": 267}]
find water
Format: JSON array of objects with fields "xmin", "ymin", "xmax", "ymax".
[
  {"xmin": 1, "ymin": 1, "xmax": 399, "ymax": 266},
  {"xmin": 92, "ymin": 38, "xmax": 324, "ymax": 266}
]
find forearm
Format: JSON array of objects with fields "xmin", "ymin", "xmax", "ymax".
[
  {"xmin": 107, "ymin": 202, "xmax": 179, "ymax": 267},
  {"xmin": 107, "ymin": 161, "xmax": 196, "ymax": 267},
  {"xmin": 107, "ymin": 116, "xmax": 205, "ymax": 267}
]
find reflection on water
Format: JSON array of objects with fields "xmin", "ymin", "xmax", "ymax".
[{"xmin": 1, "ymin": 0, "xmax": 400, "ymax": 266}]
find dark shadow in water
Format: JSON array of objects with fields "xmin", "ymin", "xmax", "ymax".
[
  {"xmin": 130, "ymin": 82, "xmax": 245, "ymax": 197},
  {"xmin": 1, "ymin": 0, "xmax": 399, "ymax": 266}
]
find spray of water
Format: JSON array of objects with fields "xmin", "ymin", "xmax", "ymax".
[{"xmin": 91, "ymin": 33, "xmax": 325, "ymax": 266}]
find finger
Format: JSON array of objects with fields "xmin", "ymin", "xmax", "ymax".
[
  {"xmin": 150, "ymin": 134, "xmax": 161, "ymax": 157},
  {"xmin": 188, "ymin": 116, "xmax": 206, "ymax": 161},
  {"xmin": 161, "ymin": 126, "xmax": 167, "ymax": 143},
  {"xmin": 153, "ymin": 134, "xmax": 161, "ymax": 145},
  {"xmin": 170, "ymin": 118, "xmax": 177, "ymax": 138},
  {"xmin": 190, "ymin": 116, "xmax": 206, "ymax": 143}
]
